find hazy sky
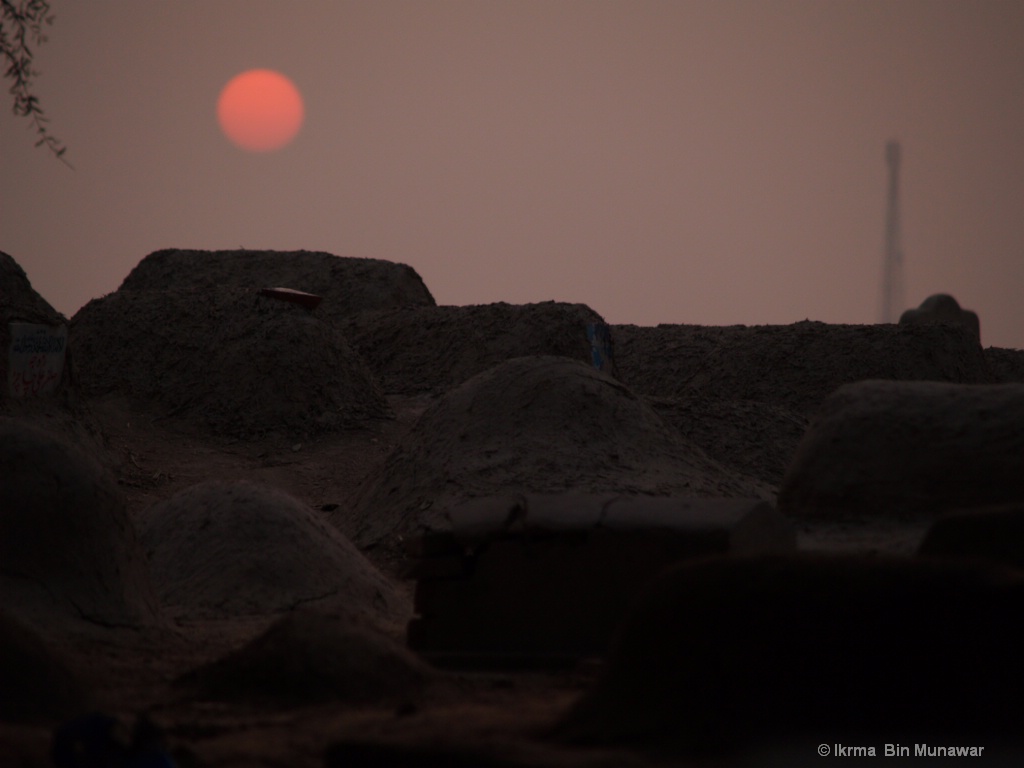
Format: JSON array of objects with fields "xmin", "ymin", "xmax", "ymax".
[{"xmin": 3, "ymin": 1, "xmax": 1023, "ymax": 347}]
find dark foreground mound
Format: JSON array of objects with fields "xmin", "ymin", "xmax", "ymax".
[
  {"xmin": 340, "ymin": 356, "xmax": 769, "ymax": 550},
  {"xmin": 0, "ymin": 611, "xmax": 90, "ymax": 723},
  {"xmin": 919, "ymin": 503, "xmax": 1024, "ymax": 571},
  {"xmin": 0, "ymin": 419, "xmax": 160, "ymax": 628},
  {"xmin": 71, "ymin": 287, "xmax": 389, "ymax": 439},
  {"xmin": 180, "ymin": 610, "xmax": 435, "ymax": 708},
  {"xmin": 555, "ymin": 554, "xmax": 1024, "ymax": 754},
  {"xmin": 136, "ymin": 482, "xmax": 404, "ymax": 622}
]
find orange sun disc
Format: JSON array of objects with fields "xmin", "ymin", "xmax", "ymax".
[{"xmin": 217, "ymin": 69, "xmax": 305, "ymax": 152}]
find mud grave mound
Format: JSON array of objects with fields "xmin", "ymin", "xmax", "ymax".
[
  {"xmin": 0, "ymin": 250, "xmax": 86, "ymax": 422},
  {"xmin": 779, "ymin": 380, "xmax": 1024, "ymax": 520},
  {"xmin": 118, "ymin": 249, "xmax": 435, "ymax": 325},
  {"xmin": 1, "ymin": 252, "xmax": 109, "ymax": 465},
  {"xmin": 136, "ymin": 481, "xmax": 406, "ymax": 622},
  {"xmin": 555, "ymin": 554, "xmax": 1024, "ymax": 754},
  {"xmin": 646, "ymin": 395, "xmax": 811, "ymax": 489},
  {"xmin": 0, "ymin": 418, "xmax": 160, "ymax": 629},
  {"xmin": 613, "ymin": 321, "xmax": 993, "ymax": 416},
  {"xmin": 986, "ymin": 346, "xmax": 1024, "ymax": 383},
  {"xmin": 0, "ymin": 250, "xmax": 60, "ymax": 326},
  {"xmin": 338, "ymin": 355, "xmax": 771, "ymax": 551},
  {"xmin": 179, "ymin": 609, "xmax": 435, "ymax": 708},
  {"xmin": 342, "ymin": 301, "xmax": 608, "ymax": 395},
  {"xmin": 70, "ymin": 286, "xmax": 389, "ymax": 440},
  {"xmin": 899, "ymin": 292, "xmax": 980, "ymax": 342},
  {"xmin": 0, "ymin": 610, "xmax": 90, "ymax": 723}
]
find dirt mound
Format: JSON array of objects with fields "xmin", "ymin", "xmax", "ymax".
[
  {"xmin": 555, "ymin": 554, "xmax": 1024, "ymax": 753},
  {"xmin": 779, "ymin": 380, "xmax": 1024, "ymax": 519},
  {"xmin": 338, "ymin": 356, "xmax": 771, "ymax": 551},
  {"xmin": 70, "ymin": 287, "xmax": 390, "ymax": 439},
  {"xmin": 0, "ymin": 419, "xmax": 160, "ymax": 628},
  {"xmin": 1, "ymin": 252, "xmax": 111, "ymax": 468},
  {"xmin": 342, "ymin": 302, "xmax": 608, "ymax": 394},
  {"xmin": 0, "ymin": 611, "xmax": 90, "ymax": 723},
  {"xmin": 900, "ymin": 292, "xmax": 980, "ymax": 343},
  {"xmin": 0, "ymin": 250, "xmax": 62, "ymax": 329},
  {"xmin": 118, "ymin": 249, "xmax": 435, "ymax": 323},
  {"xmin": 646, "ymin": 396, "xmax": 810, "ymax": 489},
  {"xmin": 613, "ymin": 321, "xmax": 993, "ymax": 416},
  {"xmin": 1, "ymin": 250, "xmax": 70, "ymax": 403},
  {"xmin": 986, "ymin": 347, "xmax": 1024, "ymax": 383},
  {"xmin": 136, "ymin": 482, "xmax": 406, "ymax": 621},
  {"xmin": 180, "ymin": 609, "xmax": 434, "ymax": 707}
]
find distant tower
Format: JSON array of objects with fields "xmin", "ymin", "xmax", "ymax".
[{"xmin": 881, "ymin": 140, "xmax": 904, "ymax": 323}]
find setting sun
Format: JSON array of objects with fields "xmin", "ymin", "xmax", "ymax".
[{"xmin": 216, "ymin": 69, "xmax": 304, "ymax": 152}]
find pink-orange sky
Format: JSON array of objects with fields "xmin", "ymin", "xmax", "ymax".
[{"xmin": 3, "ymin": 1, "xmax": 1023, "ymax": 347}]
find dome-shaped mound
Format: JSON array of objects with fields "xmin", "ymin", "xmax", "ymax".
[
  {"xmin": 0, "ymin": 419, "xmax": 160, "ymax": 627},
  {"xmin": 118, "ymin": 249, "xmax": 435, "ymax": 321},
  {"xmin": 137, "ymin": 482, "xmax": 405, "ymax": 621},
  {"xmin": 555, "ymin": 554, "xmax": 1024, "ymax": 753},
  {"xmin": 180, "ymin": 609, "xmax": 434, "ymax": 707},
  {"xmin": 778, "ymin": 380, "xmax": 1024, "ymax": 519},
  {"xmin": 0, "ymin": 610, "xmax": 90, "ymax": 723},
  {"xmin": 70, "ymin": 287, "xmax": 389, "ymax": 439},
  {"xmin": 342, "ymin": 301, "xmax": 609, "ymax": 394},
  {"xmin": 648, "ymin": 395, "xmax": 811, "ymax": 488},
  {"xmin": 340, "ymin": 356, "xmax": 769, "ymax": 550},
  {"xmin": 900, "ymin": 293, "xmax": 980, "ymax": 343}
]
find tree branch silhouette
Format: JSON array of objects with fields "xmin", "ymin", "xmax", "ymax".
[{"xmin": 1, "ymin": 0, "xmax": 71, "ymax": 166}]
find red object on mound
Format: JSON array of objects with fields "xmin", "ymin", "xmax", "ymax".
[{"xmin": 259, "ymin": 287, "xmax": 322, "ymax": 310}]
